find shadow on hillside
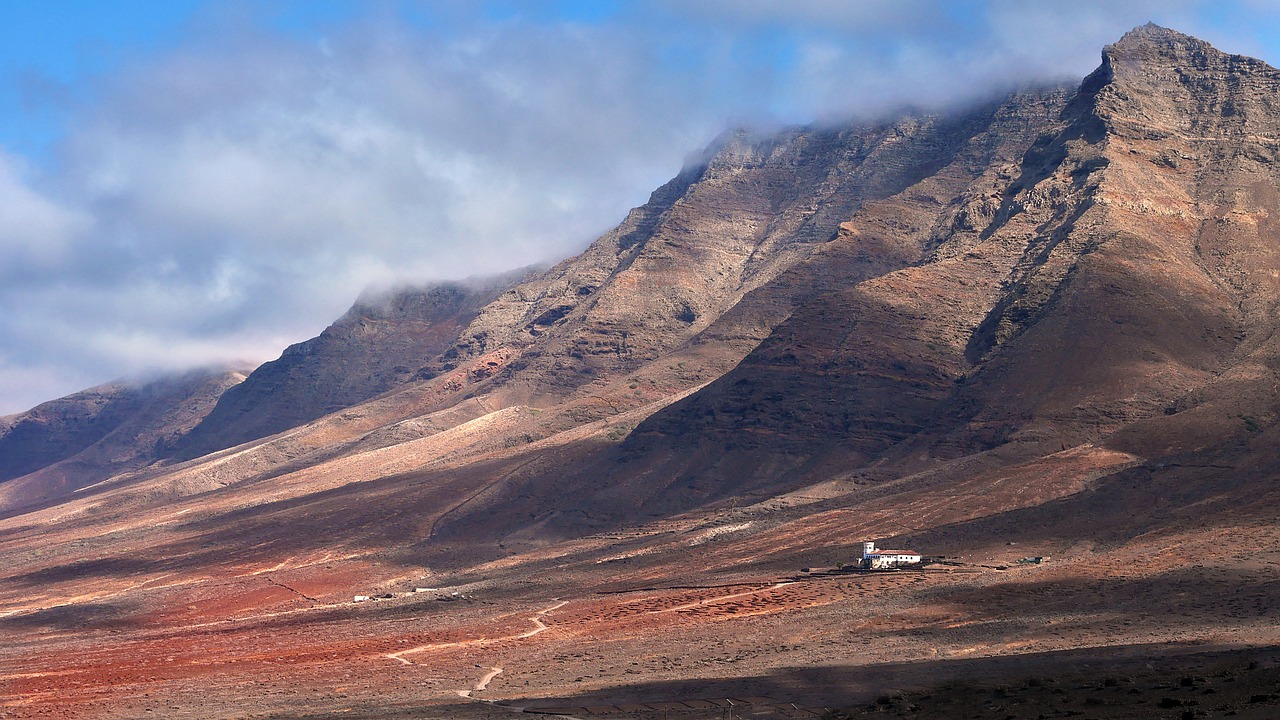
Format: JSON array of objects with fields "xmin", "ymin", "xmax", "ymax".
[
  {"xmin": 896, "ymin": 444, "xmax": 1280, "ymax": 553},
  {"xmin": 2, "ymin": 453, "xmax": 533, "ymax": 586},
  {"xmin": 6, "ymin": 555, "xmax": 155, "ymax": 584},
  {"xmin": 1, "ymin": 600, "xmax": 144, "ymax": 631},
  {"xmin": 508, "ymin": 643, "xmax": 1280, "ymax": 716},
  {"xmin": 917, "ymin": 567, "xmax": 1279, "ymax": 626}
]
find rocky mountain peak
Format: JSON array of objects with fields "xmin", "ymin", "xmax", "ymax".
[
  {"xmin": 1101, "ymin": 22, "xmax": 1266, "ymax": 79},
  {"xmin": 1083, "ymin": 22, "xmax": 1280, "ymax": 142},
  {"xmin": 1108, "ymin": 22, "xmax": 1208, "ymax": 54}
]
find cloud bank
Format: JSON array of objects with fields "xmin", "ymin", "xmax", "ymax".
[{"xmin": 0, "ymin": 1, "xmax": 1273, "ymax": 413}]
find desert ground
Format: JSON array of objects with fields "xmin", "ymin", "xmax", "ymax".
[{"xmin": 4, "ymin": 438, "xmax": 1279, "ymax": 719}]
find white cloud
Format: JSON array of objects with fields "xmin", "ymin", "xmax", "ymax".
[{"xmin": 0, "ymin": 153, "xmax": 89, "ymax": 277}]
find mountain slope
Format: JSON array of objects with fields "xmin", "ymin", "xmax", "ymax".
[
  {"xmin": 0, "ymin": 368, "xmax": 247, "ymax": 513},
  {"xmin": 170, "ymin": 269, "xmax": 540, "ymax": 460},
  {"xmin": 546, "ymin": 24, "xmax": 1280, "ymax": 522},
  {"xmin": 428, "ymin": 102, "xmax": 1068, "ymax": 411},
  {"xmin": 10, "ymin": 26, "xmax": 1276, "ymax": 544},
  {"xmin": 96, "ymin": 97, "xmax": 1076, "ymax": 514}
]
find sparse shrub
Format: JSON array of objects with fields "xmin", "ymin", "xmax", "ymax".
[{"xmin": 605, "ymin": 424, "xmax": 634, "ymax": 442}]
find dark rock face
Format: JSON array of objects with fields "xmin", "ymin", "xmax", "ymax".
[{"xmin": 0, "ymin": 383, "xmax": 144, "ymax": 483}]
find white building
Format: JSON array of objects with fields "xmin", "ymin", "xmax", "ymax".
[{"xmin": 858, "ymin": 540, "xmax": 921, "ymax": 569}]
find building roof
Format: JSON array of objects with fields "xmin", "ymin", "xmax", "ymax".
[{"xmin": 868, "ymin": 550, "xmax": 919, "ymax": 556}]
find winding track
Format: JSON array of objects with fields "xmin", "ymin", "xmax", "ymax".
[
  {"xmin": 386, "ymin": 599, "xmax": 568, "ymax": 666},
  {"xmin": 389, "ymin": 582, "xmax": 806, "ymax": 710},
  {"xmin": 455, "ymin": 666, "xmax": 504, "ymax": 699},
  {"xmin": 654, "ymin": 581, "xmax": 796, "ymax": 614}
]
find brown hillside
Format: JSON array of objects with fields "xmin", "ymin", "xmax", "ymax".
[
  {"xmin": 0, "ymin": 369, "xmax": 247, "ymax": 514},
  {"xmin": 170, "ymin": 268, "xmax": 540, "ymax": 460}
]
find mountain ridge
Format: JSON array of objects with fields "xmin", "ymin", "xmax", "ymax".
[
  {"xmin": 0, "ymin": 368, "xmax": 249, "ymax": 512},
  {"xmin": 168, "ymin": 265, "xmax": 544, "ymax": 460}
]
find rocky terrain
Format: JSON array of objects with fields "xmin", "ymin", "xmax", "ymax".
[{"xmin": 2, "ymin": 24, "xmax": 1280, "ymax": 720}]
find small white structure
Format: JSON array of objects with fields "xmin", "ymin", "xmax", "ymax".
[
  {"xmin": 353, "ymin": 595, "xmax": 371, "ymax": 602},
  {"xmin": 858, "ymin": 540, "xmax": 921, "ymax": 569}
]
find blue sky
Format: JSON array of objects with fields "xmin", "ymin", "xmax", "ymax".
[
  {"xmin": 6, "ymin": 1, "xmax": 1277, "ymax": 163},
  {"xmin": 2, "ymin": 0, "xmax": 1280, "ymax": 414},
  {"xmin": 0, "ymin": 0, "xmax": 198, "ymax": 160}
]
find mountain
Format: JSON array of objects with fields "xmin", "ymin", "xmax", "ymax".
[
  {"xmin": 4, "ymin": 25, "xmax": 1280, "ymax": 720},
  {"xmin": 589, "ymin": 22, "xmax": 1275, "ymax": 507},
  {"xmin": 0, "ymin": 368, "xmax": 247, "ymax": 512},
  {"xmin": 169, "ymin": 267, "xmax": 541, "ymax": 460}
]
